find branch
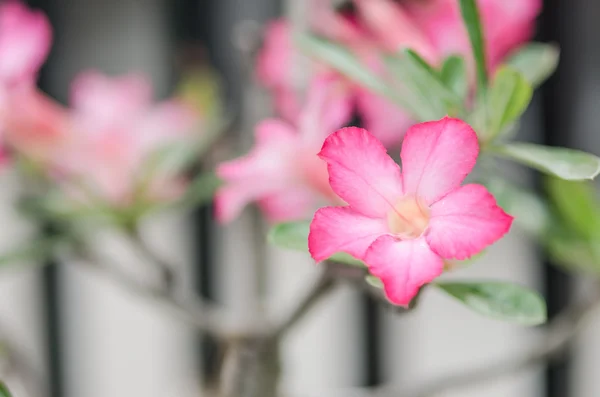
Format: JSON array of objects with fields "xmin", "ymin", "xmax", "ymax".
[
  {"xmin": 128, "ymin": 228, "xmax": 175, "ymax": 291},
  {"xmin": 271, "ymin": 266, "xmax": 336, "ymax": 340},
  {"xmin": 71, "ymin": 244, "xmax": 268, "ymax": 339},
  {"xmin": 395, "ymin": 285, "xmax": 600, "ymax": 397}
]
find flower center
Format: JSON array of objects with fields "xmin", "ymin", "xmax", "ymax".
[{"xmin": 387, "ymin": 196, "xmax": 430, "ymax": 239}]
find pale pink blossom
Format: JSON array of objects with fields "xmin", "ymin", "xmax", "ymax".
[
  {"xmin": 404, "ymin": 0, "xmax": 541, "ymax": 73},
  {"xmin": 54, "ymin": 71, "xmax": 198, "ymax": 207},
  {"xmin": 256, "ymin": 0, "xmax": 540, "ymax": 146},
  {"xmin": 215, "ymin": 76, "xmax": 352, "ymax": 223},
  {"xmin": 0, "ymin": 1, "xmax": 51, "ymax": 86},
  {"xmin": 0, "ymin": 1, "xmax": 53, "ymax": 162},
  {"xmin": 3, "ymin": 87, "xmax": 70, "ymax": 163},
  {"xmin": 308, "ymin": 117, "xmax": 513, "ymax": 306}
]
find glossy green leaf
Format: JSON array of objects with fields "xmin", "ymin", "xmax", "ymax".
[
  {"xmin": 546, "ymin": 178, "xmax": 600, "ymax": 240},
  {"xmin": 506, "ymin": 43, "xmax": 560, "ymax": 87},
  {"xmin": 440, "ymin": 55, "xmax": 468, "ymax": 100},
  {"xmin": 267, "ymin": 221, "xmax": 365, "ymax": 267},
  {"xmin": 483, "ymin": 178, "xmax": 549, "ymax": 237},
  {"xmin": 436, "ymin": 281, "xmax": 547, "ymax": 325},
  {"xmin": 486, "ymin": 66, "xmax": 533, "ymax": 141},
  {"xmin": 458, "ymin": 0, "xmax": 487, "ymax": 90},
  {"xmin": 491, "ymin": 143, "xmax": 600, "ymax": 181},
  {"xmin": 0, "ymin": 382, "xmax": 12, "ymax": 397}
]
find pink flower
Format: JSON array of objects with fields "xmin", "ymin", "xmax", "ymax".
[
  {"xmin": 215, "ymin": 75, "xmax": 352, "ymax": 223},
  {"xmin": 308, "ymin": 117, "xmax": 513, "ymax": 306},
  {"xmin": 255, "ymin": 0, "xmax": 540, "ymax": 146},
  {"xmin": 404, "ymin": 0, "xmax": 541, "ymax": 72},
  {"xmin": 3, "ymin": 87, "xmax": 70, "ymax": 163},
  {"xmin": 54, "ymin": 71, "xmax": 198, "ymax": 207},
  {"xmin": 0, "ymin": 1, "xmax": 51, "ymax": 86}
]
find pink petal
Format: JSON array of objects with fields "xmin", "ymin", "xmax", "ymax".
[
  {"xmin": 255, "ymin": 19, "xmax": 293, "ymax": 91},
  {"xmin": 401, "ymin": 117, "xmax": 479, "ymax": 205},
  {"xmin": 319, "ymin": 127, "xmax": 403, "ymax": 218},
  {"xmin": 309, "ymin": 206, "xmax": 388, "ymax": 262},
  {"xmin": 0, "ymin": 2, "xmax": 52, "ymax": 84},
  {"xmin": 215, "ymin": 119, "xmax": 300, "ymax": 223},
  {"xmin": 354, "ymin": 0, "xmax": 439, "ymax": 64},
  {"xmin": 298, "ymin": 73, "xmax": 353, "ymax": 144},
  {"xmin": 70, "ymin": 71, "xmax": 152, "ymax": 124},
  {"xmin": 365, "ymin": 235, "xmax": 444, "ymax": 306},
  {"xmin": 259, "ymin": 188, "xmax": 317, "ymax": 223},
  {"xmin": 355, "ymin": 87, "xmax": 414, "ymax": 148},
  {"xmin": 426, "ymin": 184, "xmax": 513, "ymax": 260}
]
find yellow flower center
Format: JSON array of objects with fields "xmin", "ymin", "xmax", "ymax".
[{"xmin": 387, "ymin": 196, "xmax": 430, "ymax": 239}]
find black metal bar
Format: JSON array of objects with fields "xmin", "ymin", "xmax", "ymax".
[
  {"xmin": 24, "ymin": 0, "xmax": 66, "ymax": 395},
  {"xmin": 538, "ymin": 0, "xmax": 573, "ymax": 396}
]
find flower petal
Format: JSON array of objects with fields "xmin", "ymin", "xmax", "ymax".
[
  {"xmin": 354, "ymin": 0, "xmax": 439, "ymax": 63},
  {"xmin": 309, "ymin": 206, "xmax": 388, "ymax": 262},
  {"xmin": 215, "ymin": 119, "xmax": 300, "ymax": 223},
  {"xmin": 365, "ymin": 235, "xmax": 444, "ymax": 306},
  {"xmin": 426, "ymin": 184, "xmax": 513, "ymax": 260},
  {"xmin": 0, "ymin": 2, "xmax": 52, "ymax": 84},
  {"xmin": 299, "ymin": 73, "xmax": 353, "ymax": 144},
  {"xmin": 319, "ymin": 127, "xmax": 403, "ymax": 218},
  {"xmin": 355, "ymin": 87, "xmax": 413, "ymax": 148},
  {"xmin": 259, "ymin": 188, "xmax": 317, "ymax": 223},
  {"xmin": 401, "ymin": 117, "xmax": 479, "ymax": 205}
]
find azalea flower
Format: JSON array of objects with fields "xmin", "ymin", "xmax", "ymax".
[
  {"xmin": 308, "ymin": 117, "xmax": 513, "ymax": 306},
  {"xmin": 215, "ymin": 75, "xmax": 351, "ymax": 223},
  {"xmin": 256, "ymin": 0, "xmax": 541, "ymax": 147}
]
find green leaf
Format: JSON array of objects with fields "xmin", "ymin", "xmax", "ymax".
[
  {"xmin": 384, "ymin": 50, "xmax": 464, "ymax": 120},
  {"xmin": 267, "ymin": 221, "xmax": 310, "ymax": 251},
  {"xmin": 0, "ymin": 237, "xmax": 60, "ymax": 268},
  {"xmin": 458, "ymin": 0, "xmax": 488, "ymax": 91},
  {"xmin": 440, "ymin": 55, "xmax": 468, "ymax": 100},
  {"xmin": 267, "ymin": 221, "xmax": 365, "ymax": 267},
  {"xmin": 483, "ymin": 178, "xmax": 549, "ymax": 237},
  {"xmin": 365, "ymin": 275, "xmax": 384, "ymax": 289},
  {"xmin": 436, "ymin": 281, "xmax": 547, "ymax": 325},
  {"xmin": 486, "ymin": 66, "xmax": 533, "ymax": 141},
  {"xmin": 295, "ymin": 34, "xmax": 403, "ymax": 107},
  {"xmin": 491, "ymin": 143, "xmax": 600, "ymax": 181},
  {"xmin": 180, "ymin": 171, "xmax": 222, "ymax": 207},
  {"xmin": 0, "ymin": 382, "xmax": 12, "ymax": 397},
  {"xmin": 545, "ymin": 231, "xmax": 600, "ymax": 274},
  {"xmin": 546, "ymin": 178, "xmax": 600, "ymax": 240},
  {"xmin": 506, "ymin": 43, "xmax": 560, "ymax": 87}
]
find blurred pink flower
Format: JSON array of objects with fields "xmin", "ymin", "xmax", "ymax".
[
  {"xmin": 3, "ymin": 87, "xmax": 70, "ymax": 163},
  {"xmin": 256, "ymin": 0, "xmax": 540, "ymax": 146},
  {"xmin": 0, "ymin": 1, "xmax": 51, "ymax": 86},
  {"xmin": 215, "ymin": 75, "xmax": 352, "ymax": 223},
  {"xmin": 404, "ymin": 0, "xmax": 542, "ymax": 73},
  {"xmin": 0, "ymin": 1, "xmax": 53, "ymax": 163},
  {"xmin": 55, "ymin": 71, "xmax": 199, "ymax": 207},
  {"xmin": 309, "ymin": 118, "xmax": 513, "ymax": 306}
]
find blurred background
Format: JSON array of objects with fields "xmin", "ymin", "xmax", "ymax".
[{"xmin": 0, "ymin": 0, "xmax": 598, "ymax": 396}]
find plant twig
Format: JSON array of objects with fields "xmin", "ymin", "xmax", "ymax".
[
  {"xmin": 394, "ymin": 285, "xmax": 600, "ymax": 397},
  {"xmin": 271, "ymin": 266, "xmax": 336, "ymax": 340},
  {"xmin": 71, "ymin": 245, "xmax": 268, "ymax": 339},
  {"xmin": 128, "ymin": 228, "xmax": 176, "ymax": 291},
  {"xmin": 295, "ymin": 283, "xmax": 600, "ymax": 397}
]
